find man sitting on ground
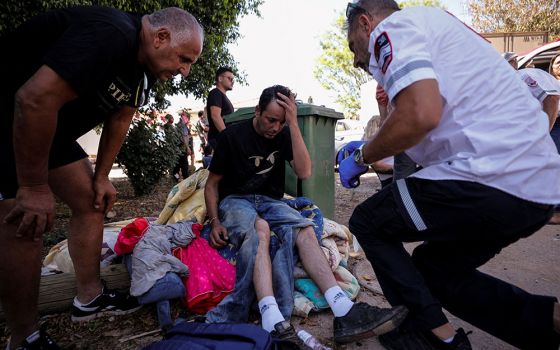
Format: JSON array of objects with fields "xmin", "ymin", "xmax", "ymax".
[{"xmin": 204, "ymin": 84, "xmax": 407, "ymax": 344}]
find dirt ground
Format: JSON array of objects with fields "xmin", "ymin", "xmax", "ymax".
[{"xmin": 1, "ymin": 170, "xmax": 559, "ymax": 349}]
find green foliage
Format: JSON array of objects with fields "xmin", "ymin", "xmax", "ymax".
[
  {"xmin": 398, "ymin": 0, "xmax": 445, "ymax": 8},
  {"xmin": 44, "ymin": 228, "xmax": 68, "ymax": 247},
  {"xmin": 314, "ymin": 14, "xmax": 371, "ymax": 119},
  {"xmin": 116, "ymin": 118, "xmax": 182, "ymax": 196},
  {"xmin": 0, "ymin": 0, "xmax": 263, "ymax": 109},
  {"xmin": 314, "ymin": 1, "xmax": 445, "ymax": 119},
  {"xmin": 468, "ymin": 0, "xmax": 560, "ymax": 40}
]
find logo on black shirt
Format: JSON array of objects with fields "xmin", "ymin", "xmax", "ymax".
[
  {"xmin": 249, "ymin": 151, "xmax": 279, "ymax": 175},
  {"xmin": 108, "ymin": 81, "xmax": 132, "ymax": 104}
]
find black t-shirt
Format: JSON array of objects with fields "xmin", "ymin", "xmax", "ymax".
[
  {"xmin": 209, "ymin": 118, "xmax": 293, "ymax": 200},
  {"xmin": 0, "ymin": 6, "xmax": 153, "ymax": 141},
  {"xmin": 206, "ymin": 88, "xmax": 234, "ymax": 141}
]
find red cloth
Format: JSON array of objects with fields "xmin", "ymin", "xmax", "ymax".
[
  {"xmin": 114, "ymin": 217, "xmax": 149, "ymax": 255},
  {"xmin": 376, "ymin": 84, "xmax": 389, "ymax": 107},
  {"xmin": 172, "ymin": 223, "xmax": 236, "ymax": 314}
]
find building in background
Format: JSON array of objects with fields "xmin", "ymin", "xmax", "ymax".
[{"xmin": 483, "ymin": 31, "xmax": 549, "ymax": 54}]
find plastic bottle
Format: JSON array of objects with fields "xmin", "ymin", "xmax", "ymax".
[{"xmin": 296, "ymin": 330, "xmax": 333, "ymax": 350}]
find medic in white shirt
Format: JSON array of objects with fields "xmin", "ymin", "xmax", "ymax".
[
  {"xmin": 338, "ymin": 1, "xmax": 560, "ymax": 349},
  {"xmin": 516, "ymin": 68, "xmax": 560, "ymax": 131}
]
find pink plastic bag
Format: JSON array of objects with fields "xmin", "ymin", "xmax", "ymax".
[{"xmin": 173, "ymin": 224, "xmax": 236, "ymax": 313}]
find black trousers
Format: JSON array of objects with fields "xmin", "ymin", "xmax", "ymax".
[
  {"xmin": 173, "ymin": 152, "xmax": 190, "ymax": 178},
  {"xmin": 349, "ymin": 178, "xmax": 559, "ymax": 350}
]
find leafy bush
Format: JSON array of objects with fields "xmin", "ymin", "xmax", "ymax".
[
  {"xmin": 43, "ymin": 228, "xmax": 68, "ymax": 248},
  {"xmin": 117, "ymin": 119, "xmax": 182, "ymax": 196}
]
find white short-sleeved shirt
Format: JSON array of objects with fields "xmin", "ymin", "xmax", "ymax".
[
  {"xmin": 368, "ymin": 6, "xmax": 560, "ymax": 204},
  {"xmin": 517, "ymin": 68, "xmax": 560, "ymax": 106}
]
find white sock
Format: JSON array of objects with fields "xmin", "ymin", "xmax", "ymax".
[
  {"xmin": 73, "ymin": 291, "xmax": 102, "ymax": 308},
  {"xmin": 258, "ymin": 296, "xmax": 285, "ymax": 332},
  {"xmin": 325, "ymin": 285, "xmax": 354, "ymax": 317}
]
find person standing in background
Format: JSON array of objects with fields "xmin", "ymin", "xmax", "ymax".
[
  {"xmin": 196, "ymin": 110, "xmax": 209, "ymax": 152},
  {"xmin": 206, "ymin": 67, "xmax": 234, "ymax": 149}
]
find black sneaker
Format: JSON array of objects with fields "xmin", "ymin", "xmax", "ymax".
[
  {"xmin": 71, "ymin": 285, "xmax": 141, "ymax": 322},
  {"xmin": 333, "ymin": 303, "xmax": 408, "ymax": 344},
  {"xmin": 379, "ymin": 328, "xmax": 436, "ymax": 350},
  {"xmin": 14, "ymin": 329, "xmax": 60, "ymax": 350},
  {"xmin": 425, "ymin": 328, "xmax": 472, "ymax": 350},
  {"xmin": 270, "ymin": 321, "xmax": 303, "ymax": 349}
]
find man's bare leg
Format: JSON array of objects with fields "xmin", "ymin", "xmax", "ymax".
[
  {"xmin": 253, "ymin": 218, "xmax": 273, "ymax": 300},
  {"xmin": 48, "ymin": 159, "xmax": 103, "ymax": 302},
  {"xmin": 295, "ymin": 226, "xmax": 356, "ymax": 317},
  {"xmin": 296, "ymin": 226, "xmax": 338, "ymax": 292},
  {"xmin": 253, "ymin": 218, "xmax": 285, "ymax": 332},
  {"xmin": 0, "ymin": 199, "xmax": 42, "ymax": 349}
]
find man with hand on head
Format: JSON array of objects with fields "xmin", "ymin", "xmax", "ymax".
[
  {"xmin": 340, "ymin": 0, "xmax": 560, "ymax": 349},
  {"xmin": 0, "ymin": 6, "xmax": 203, "ymax": 349},
  {"xmin": 204, "ymin": 85, "xmax": 407, "ymax": 344}
]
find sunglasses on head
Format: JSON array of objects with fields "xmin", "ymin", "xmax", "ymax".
[{"xmin": 346, "ymin": 2, "xmax": 368, "ymax": 20}]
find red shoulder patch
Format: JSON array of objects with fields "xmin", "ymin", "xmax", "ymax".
[{"xmin": 374, "ymin": 32, "xmax": 393, "ymax": 74}]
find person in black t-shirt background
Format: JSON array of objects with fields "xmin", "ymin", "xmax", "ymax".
[
  {"xmin": 0, "ymin": 6, "xmax": 203, "ymax": 349},
  {"xmin": 204, "ymin": 85, "xmax": 407, "ymax": 343},
  {"xmin": 206, "ymin": 66, "xmax": 235, "ymax": 149}
]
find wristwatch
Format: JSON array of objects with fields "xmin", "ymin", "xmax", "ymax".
[{"xmin": 353, "ymin": 144, "xmax": 372, "ymax": 166}]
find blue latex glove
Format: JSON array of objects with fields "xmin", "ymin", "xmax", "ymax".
[
  {"xmin": 339, "ymin": 154, "xmax": 369, "ymax": 188},
  {"xmin": 336, "ymin": 140, "xmax": 367, "ymax": 166}
]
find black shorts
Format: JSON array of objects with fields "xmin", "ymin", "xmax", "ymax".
[{"xmin": 0, "ymin": 135, "xmax": 87, "ymax": 200}]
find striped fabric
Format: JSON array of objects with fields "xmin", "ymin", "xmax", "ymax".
[
  {"xmin": 396, "ymin": 179, "xmax": 427, "ymax": 231},
  {"xmin": 385, "ymin": 60, "xmax": 433, "ymax": 93}
]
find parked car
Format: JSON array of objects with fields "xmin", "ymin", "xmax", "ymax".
[
  {"xmin": 334, "ymin": 119, "xmax": 365, "ymax": 160},
  {"xmin": 517, "ymin": 40, "xmax": 560, "ymax": 71}
]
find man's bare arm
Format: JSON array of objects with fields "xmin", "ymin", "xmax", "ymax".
[
  {"xmin": 362, "ymin": 79, "xmax": 443, "ymax": 164},
  {"xmin": 204, "ymin": 172, "xmax": 228, "ymax": 248},
  {"xmin": 14, "ymin": 65, "xmax": 78, "ymax": 186},
  {"xmin": 543, "ymin": 95, "xmax": 560, "ymax": 131},
  {"xmin": 7, "ymin": 65, "xmax": 78, "ymax": 238},
  {"xmin": 210, "ymin": 106, "xmax": 226, "ymax": 132},
  {"xmin": 276, "ymin": 93, "xmax": 312, "ymax": 179},
  {"xmin": 93, "ymin": 106, "xmax": 136, "ymax": 212}
]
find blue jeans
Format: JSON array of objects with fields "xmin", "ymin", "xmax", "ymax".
[
  {"xmin": 138, "ymin": 272, "xmax": 186, "ymax": 329},
  {"xmin": 124, "ymin": 255, "xmax": 186, "ymax": 329},
  {"xmin": 205, "ymin": 194, "xmax": 313, "ymax": 323}
]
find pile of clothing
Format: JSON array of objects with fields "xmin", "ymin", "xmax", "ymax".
[{"xmin": 42, "ymin": 169, "xmax": 361, "ymax": 328}]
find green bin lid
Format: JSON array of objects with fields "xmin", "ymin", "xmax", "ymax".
[
  {"xmin": 295, "ymin": 103, "xmax": 343, "ymax": 119},
  {"xmin": 224, "ymin": 103, "xmax": 343, "ymax": 124}
]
